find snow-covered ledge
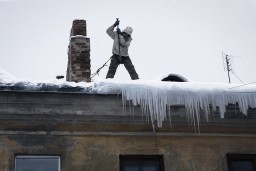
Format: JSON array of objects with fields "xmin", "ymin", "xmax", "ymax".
[
  {"xmin": 1, "ymin": 70, "xmax": 256, "ymax": 128},
  {"xmin": 89, "ymin": 79, "xmax": 256, "ymax": 127}
]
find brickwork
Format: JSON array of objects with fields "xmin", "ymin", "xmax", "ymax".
[
  {"xmin": 66, "ymin": 19, "xmax": 91, "ymax": 82},
  {"xmin": 70, "ymin": 19, "xmax": 87, "ymax": 36}
]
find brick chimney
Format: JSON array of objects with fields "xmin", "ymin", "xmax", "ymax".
[{"xmin": 66, "ymin": 19, "xmax": 91, "ymax": 82}]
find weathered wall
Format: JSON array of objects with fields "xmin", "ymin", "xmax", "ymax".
[
  {"xmin": 0, "ymin": 134, "xmax": 256, "ymax": 171},
  {"xmin": 0, "ymin": 91, "xmax": 256, "ymax": 170},
  {"xmin": 0, "ymin": 91, "xmax": 255, "ymax": 134}
]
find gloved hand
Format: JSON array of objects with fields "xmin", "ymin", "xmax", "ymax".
[
  {"xmin": 116, "ymin": 28, "xmax": 121, "ymax": 34},
  {"xmin": 114, "ymin": 20, "xmax": 119, "ymax": 27}
]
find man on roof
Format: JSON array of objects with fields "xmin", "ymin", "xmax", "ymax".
[{"xmin": 106, "ymin": 19, "xmax": 139, "ymax": 80}]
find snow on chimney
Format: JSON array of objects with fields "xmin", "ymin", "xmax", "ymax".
[{"xmin": 66, "ymin": 19, "xmax": 91, "ymax": 82}]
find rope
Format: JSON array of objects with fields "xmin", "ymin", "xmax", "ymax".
[{"xmin": 90, "ymin": 57, "xmax": 112, "ymax": 79}]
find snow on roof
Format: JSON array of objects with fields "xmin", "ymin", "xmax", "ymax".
[
  {"xmin": 0, "ymin": 73, "xmax": 256, "ymax": 127},
  {"xmin": 0, "ymin": 68, "xmax": 17, "ymax": 83},
  {"xmin": 70, "ymin": 35, "xmax": 87, "ymax": 40}
]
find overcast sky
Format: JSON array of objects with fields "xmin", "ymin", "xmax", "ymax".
[{"xmin": 0, "ymin": 0, "xmax": 256, "ymax": 83}]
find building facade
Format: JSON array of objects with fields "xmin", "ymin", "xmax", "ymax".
[{"xmin": 0, "ymin": 90, "xmax": 255, "ymax": 171}]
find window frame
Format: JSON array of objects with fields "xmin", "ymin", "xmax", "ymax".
[
  {"xmin": 226, "ymin": 154, "xmax": 256, "ymax": 171},
  {"xmin": 119, "ymin": 155, "xmax": 164, "ymax": 171},
  {"xmin": 15, "ymin": 155, "xmax": 61, "ymax": 171}
]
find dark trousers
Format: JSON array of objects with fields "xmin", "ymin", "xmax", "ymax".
[{"xmin": 106, "ymin": 54, "xmax": 139, "ymax": 80}]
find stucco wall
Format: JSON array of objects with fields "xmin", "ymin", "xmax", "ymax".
[{"xmin": 0, "ymin": 134, "xmax": 255, "ymax": 171}]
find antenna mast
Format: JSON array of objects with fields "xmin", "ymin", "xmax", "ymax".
[
  {"xmin": 222, "ymin": 52, "xmax": 244, "ymax": 84},
  {"xmin": 225, "ymin": 54, "xmax": 231, "ymax": 83}
]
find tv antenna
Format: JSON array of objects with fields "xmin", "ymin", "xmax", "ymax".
[{"xmin": 222, "ymin": 51, "xmax": 243, "ymax": 84}]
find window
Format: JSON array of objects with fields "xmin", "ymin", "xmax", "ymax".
[
  {"xmin": 227, "ymin": 154, "xmax": 256, "ymax": 171},
  {"xmin": 15, "ymin": 155, "xmax": 60, "ymax": 171},
  {"xmin": 120, "ymin": 155, "xmax": 164, "ymax": 171}
]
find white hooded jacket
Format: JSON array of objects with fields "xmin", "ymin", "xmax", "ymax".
[{"xmin": 106, "ymin": 25, "xmax": 132, "ymax": 57}]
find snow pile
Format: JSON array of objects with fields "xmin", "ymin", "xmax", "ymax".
[
  {"xmin": 0, "ymin": 68, "xmax": 17, "ymax": 83},
  {"xmin": 0, "ymin": 71, "xmax": 256, "ymax": 127}
]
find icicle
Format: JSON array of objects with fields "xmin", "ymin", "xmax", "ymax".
[{"xmin": 121, "ymin": 82, "xmax": 256, "ymax": 128}]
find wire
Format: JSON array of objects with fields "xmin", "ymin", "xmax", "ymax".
[
  {"xmin": 228, "ymin": 82, "xmax": 256, "ymax": 90},
  {"xmin": 231, "ymin": 70, "xmax": 244, "ymax": 84},
  {"xmin": 151, "ymin": 122, "xmax": 159, "ymax": 155}
]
